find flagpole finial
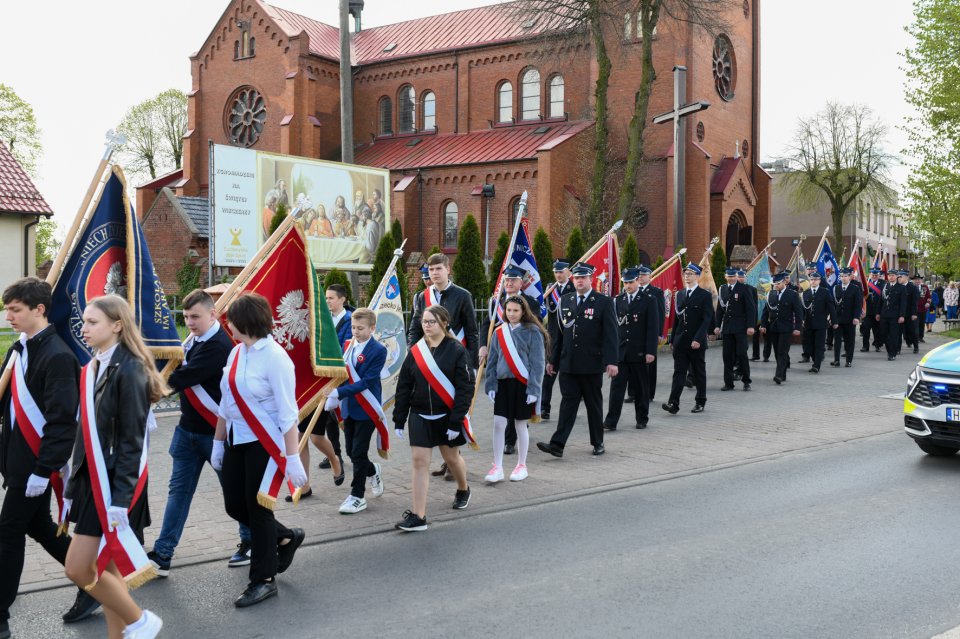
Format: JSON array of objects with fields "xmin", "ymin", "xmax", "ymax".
[
  {"xmin": 393, "ymin": 248, "xmax": 403, "ymax": 257},
  {"xmin": 678, "ymin": 248, "xmax": 688, "ymax": 255},
  {"xmin": 103, "ymin": 129, "xmax": 126, "ymax": 161},
  {"xmin": 611, "ymin": 219, "xmax": 624, "ymax": 232}
]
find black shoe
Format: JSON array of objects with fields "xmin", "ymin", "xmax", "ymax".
[
  {"xmin": 750, "ymin": 357, "xmax": 760, "ymax": 361},
  {"xmin": 146, "ymin": 550, "xmax": 171, "ymax": 577},
  {"xmin": 276, "ymin": 528, "xmax": 305, "ymax": 574},
  {"xmin": 691, "ymin": 404, "xmax": 705, "ymax": 413},
  {"xmin": 284, "ymin": 487, "xmax": 313, "ymax": 503},
  {"xmin": 319, "ymin": 457, "xmax": 331, "ymax": 470},
  {"xmin": 333, "ymin": 456, "xmax": 345, "ymax": 486},
  {"xmin": 762, "ymin": 358, "xmax": 770, "ymax": 363},
  {"xmin": 661, "ymin": 402, "xmax": 679, "ymax": 415},
  {"xmin": 914, "ymin": 346, "xmax": 919, "ymax": 354},
  {"xmin": 592, "ymin": 444, "xmax": 605, "ymax": 455},
  {"xmin": 636, "ymin": 419, "xmax": 648, "ymax": 429},
  {"xmin": 625, "ymin": 395, "xmax": 635, "ymax": 403},
  {"xmin": 773, "ymin": 376, "xmax": 782, "ymax": 385},
  {"xmin": 733, "ymin": 372, "xmax": 742, "ymax": 381},
  {"xmin": 235, "ymin": 580, "xmax": 278, "ymax": 608},
  {"xmin": 888, "ymin": 355, "xmax": 897, "ymax": 361},
  {"xmin": 875, "ymin": 346, "xmax": 882, "ymax": 352},
  {"xmin": 0, "ymin": 619, "xmax": 8, "ymax": 639},
  {"xmin": 830, "ymin": 361, "xmax": 840, "ymax": 367},
  {"xmin": 920, "ymin": 338, "xmax": 926, "ymax": 343},
  {"xmin": 720, "ymin": 384, "xmax": 735, "ymax": 391},
  {"xmin": 62, "ymin": 588, "xmax": 101, "ymax": 623},
  {"xmin": 537, "ymin": 441, "xmax": 563, "ymax": 458},
  {"xmin": 503, "ymin": 445, "xmax": 516, "ymax": 455},
  {"xmin": 452, "ymin": 487, "xmax": 471, "ymax": 510},
  {"xmin": 228, "ymin": 540, "xmax": 252, "ymax": 567},
  {"xmin": 743, "ymin": 383, "xmax": 751, "ymax": 391},
  {"xmin": 431, "ymin": 462, "xmax": 449, "ymax": 477},
  {"xmin": 860, "ymin": 348, "xmax": 869, "ymax": 353},
  {"xmin": 800, "ymin": 357, "xmax": 811, "ymax": 363},
  {"xmin": 684, "ymin": 379, "xmax": 694, "ymax": 388},
  {"xmin": 540, "ymin": 411, "xmax": 550, "ymax": 420},
  {"xmin": 808, "ymin": 367, "xmax": 819, "ymax": 373},
  {"xmin": 396, "ymin": 510, "xmax": 428, "ymax": 532},
  {"xmin": 603, "ymin": 423, "xmax": 617, "ymax": 431},
  {"xmin": 845, "ymin": 362, "xmax": 852, "ymax": 368}
]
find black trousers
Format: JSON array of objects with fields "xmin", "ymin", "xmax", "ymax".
[
  {"xmin": 669, "ymin": 344, "xmax": 707, "ymax": 406},
  {"xmin": 323, "ymin": 412, "xmax": 341, "ymax": 457},
  {"xmin": 222, "ymin": 442, "xmax": 293, "ymax": 584},
  {"xmin": 763, "ymin": 332, "xmax": 774, "ymax": 360},
  {"xmin": 541, "ymin": 371, "xmax": 557, "ymax": 414},
  {"xmin": 919, "ymin": 315, "xmax": 927, "ymax": 340},
  {"xmin": 752, "ymin": 329, "xmax": 761, "ymax": 359},
  {"xmin": 344, "ymin": 418, "xmax": 377, "ymax": 498},
  {"xmin": 825, "ymin": 324, "xmax": 834, "ymax": 348},
  {"xmin": 0, "ymin": 483, "xmax": 71, "ymax": 621},
  {"xmin": 604, "ymin": 360, "xmax": 649, "ymax": 428},
  {"xmin": 904, "ymin": 316, "xmax": 918, "ymax": 348},
  {"xmin": 802, "ymin": 327, "xmax": 827, "ymax": 368},
  {"xmin": 834, "ymin": 323, "xmax": 856, "ymax": 363},
  {"xmin": 550, "ymin": 372, "xmax": 604, "ymax": 449},
  {"xmin": 772, "ymin": 331, "xmax": 793, "ymax": 380},
  {"xmin": 722, "ymin": 332, "xmax": 751, "ymax": 385},
  {"xmin": 861, "ymin": 316, "xmax": 882, "ymax": 349},
  {"xmin": 647, "ymin": 355, "xmax": 659, "ymax": 400},
  {"xmin": 882, "ymin": 318, "xmax": 902, "ymax": 356}
]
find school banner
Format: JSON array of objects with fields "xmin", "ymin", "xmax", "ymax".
[
  {"xmin": 369, "ymin": 266, "xmax": 407, "ymax": 410},
  {"xmin": 745, "ymin": 253, "xmax": 772, "ymax": 321}
]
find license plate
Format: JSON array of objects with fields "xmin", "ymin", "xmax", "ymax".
[{"xmin": 948, "ymin": 408, "xmax": 960, "ymax": 422}]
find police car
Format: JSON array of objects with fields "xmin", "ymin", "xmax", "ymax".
[{"xmin": 904, "ymin": 340, "xmax": 960, "ymax": 456}]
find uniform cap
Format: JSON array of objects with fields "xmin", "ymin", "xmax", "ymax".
[
  {"xmin": 737, "ymin": 269, "xmax": 747, "ymax": 277},
  {"xmin": 420, "ymin": 264, "xmax": 430, "ymax": 277},
  {"xmin": 772, "ymin": 272, "xmax": 788, "ymax": 283},
  {"xmin": 869, "ymin": 268, "xmax": 882, "ymax": 274},
  {"xmin": 724, "ymin": 267, "xmax": 738, "ymax": 276},
  {"xmin": 621, "ymin": 267, "xmax": 641, "ymax": 282},
  {"xmin": 684, "ymin": 263, "xmax": 703, "ymax": 276},
  {"xmin": 809, "ymin": 271, "xmax": 822, "ymax": 280},
  {"xmin": 503, "ymin": 264, "xmax": 526, "ymax": 279},
  {"xmin": 552, "ymin": 258, "xmax": 571, "ymax": 271},
  {"xmin": 839, "ymin": 267, "xmax": 853, "ymax": 275},
  {"xmin": 637, "ymin": 265, "xmax": 653, "ymax": 275},
  {"xmin": 571, "ymin": 263, "xmax": 595, "ymax": 277}
]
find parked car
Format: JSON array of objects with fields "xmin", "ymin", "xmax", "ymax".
[{"xmin": 904, "ymin": 339, "xmax": 960, "ymax": 456}]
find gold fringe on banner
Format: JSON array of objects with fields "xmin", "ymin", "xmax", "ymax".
[
  {"xmin": 125, "ymin": 564, "xmax": 158, "ymax": 590},
  {"xmin": 257, "ymin": 492, "xmax": 278, "ymax": 511}
]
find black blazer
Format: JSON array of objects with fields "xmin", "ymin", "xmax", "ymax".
[
  {"xmin": 480, "ymin": 291, "xmax": 541, "ymax": 347},
  {"xmin": 166, "ymin": 326, "xmax": 233, "ymax": 434},
  {"xmin": 551, "ymin": 290, "xmax": 620, "ymax": 374},
  {"xmin": 408, "ymin": 283, "xmax": 480, "ymax": 368},
  {"xmin": 904, "ymin": 282, "xmax": 920, "ymax": 318},
  {"xmin": 641, "ymin": 284, "xmax": 666, "ymax": 333},
  {"xmin": 671, "ymin": 287, "xmax": 714, "ymax": 348},
  {"xmin": 0, "ymin": 326, "xmax": 80, "ymax": 488},
  {"xmin": 614, "ymin": 290, "xmax": 659, "ymax": 362},
  {"xmin": 801, "ymin": 286, "xmax": 836, "ymax": 330},
  {"xmin": 715, "ymin": 282, "xmax": 757, "ymax": 335},
  {"xmin": 864, "ymin": 279, "xmax": 885, "ymax": 316},
  {"xmin": 832, "ymin": 283, "xmax": 864, "ymax": 324},
  {"xmin": 880, "ymin": 282, "xmax": 908, "ymax": 319},
  {"xmin": 393, "ymin": 337, "xmax": 473, "ymax": 429},
  {"xmin": 762, "ymin": 288, "xmax": 804, "ymax": 333},
  {"xmin": 65, "ymin": 343, "xmax": 150, "ymax": 509}
]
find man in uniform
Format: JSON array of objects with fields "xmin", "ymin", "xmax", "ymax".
[
  {"xmin": 800, "ymin": 271, "xmax": 836, "ymax": 373},
  {"xmin": 662, "ymin": 263, "xmax": 714, "ymax": 414},
  {"xmin": 900, "ymin": 270, "xmax": 920, "ymax": 355},
  {"xmin": 714, "ymin": 267, "xmax": 756, "ymax": 391},
  {"xmin": 603, "ymin": 266, "xmax": 659, "ymax": 431},
  {"xmin": 537, "ymin": 263, "xmax": 619, "ymax": 457},
  {"xmin": 637, "ymin": 264, "xmax": 666, "ymax": 400},
  {"xmin": 408, "ymin": 252, "xmax": 480, "ymax": 369},
  {"xmin": 879, "ymin": 268, "xmax": 907, "ymax": 361},
  {"xmin": 800, "ymin": 264, "xmax": 819, "ymax": 360},
  {"xmin": 541, "ymin": 258, "xmax": 575, "ymax": 421},
  {"xmin": 831, "ymin": 267, "xmax": 863, "ymax": 367},
  {"xmin": 761, "ymin": 272, "xmax": 804, "ymax": 384},
  {"xmin": 913, "ymin": 273, "xmax": 931, "ymax": 345},
  {"xmin": 861, "ymin": 267, "xmax": 885, "ymax": 353}
]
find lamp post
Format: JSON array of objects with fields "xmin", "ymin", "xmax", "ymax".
[{"xmin": 481, "ymin": 183, "xmax": 495, "ymax": 262}]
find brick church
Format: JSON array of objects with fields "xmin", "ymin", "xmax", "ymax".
[{"xmin": 139, "ymin": 0, "xmax": 769, "ymax": 290}]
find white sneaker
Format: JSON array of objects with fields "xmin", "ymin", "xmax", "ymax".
[
  {"xmin": 484, "ymin": 465, "xmax": 504, "ymax": 483},
  {"xmin": 509, "ymin": 464, "xmax": 528, "ymax": 481},
  {"xmin": 370, "ymin": 462, "xmax": 384, "ymax": 497},
  {"xmin": 339, "ymin": 495, "xmax": 367, "ymax": 514},
  {"xmin": 123, "ymin": 610, "xmax": 163, "ymax": 639}
]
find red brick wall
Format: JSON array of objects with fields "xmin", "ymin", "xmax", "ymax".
[{"xmin": 141, "ymin": 192, "xmax": 209, "ymax": 295}]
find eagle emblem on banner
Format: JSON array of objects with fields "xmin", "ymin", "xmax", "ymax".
[{"xmin": 273, "ymin": 290, "xmax": 309, "ymax": 350}]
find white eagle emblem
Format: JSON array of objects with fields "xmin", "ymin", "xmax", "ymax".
[
  {"xmin": 272, "ymin": 290, "xmax": 309, "ymax": 351},
  {"xmin": 104, "ymin": 262, "xmax": 127, "ymax": 298}
]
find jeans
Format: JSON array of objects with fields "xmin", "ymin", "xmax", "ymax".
[
  {"xmin": 948, "ymin": 306, "xmax": 958, "ymax": 320},
  {"xmin": 153, "ymin": 426, "xmax": 250, "ymax": 558}
]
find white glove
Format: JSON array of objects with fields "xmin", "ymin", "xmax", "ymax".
[
  {"xmin": 328, "ymin": 389, "xmax": 339, "ymax": 400},
  {"xmin": 25, "ymin": 473, "xmax": 49, "ymax": 498},
  {"xmin": 211, "ymin": 439, "xmax": 225, "ymax": 471},
  {"xmin": 285, "ymin": 455, "xmax": 308, "ymax": 488},
  {"xmin": 394, "ymin": 428, "xmax": 404, "ymax": 440},
  {"xmin": 526, "ymin": 394, "xmax": 538, "ymax": 405},
  {"xmin": 324, "ymin": 396, "xmax": 339, "ymax": 412},
  {"xmin": 488, "ymin": 391, "xmax": 496, "ymax": 403},
  {"xmin": 146, "ymin": 409, "xmax": 158, "ymax": 433},
  {"xmin": 446, "ymin": 429, "xmax": 459, "ymax": 441},
  {"xmin": 107, "ymin": 505, "xmax": 129, "ymax": 532}
]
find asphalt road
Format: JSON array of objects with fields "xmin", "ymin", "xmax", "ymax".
[{"xmin": 10, "ymin": 431, "xmax": 960, "ymax": 639}]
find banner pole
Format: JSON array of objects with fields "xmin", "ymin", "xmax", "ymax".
[
  {"xmin": 369, "ymin": 239, "xmax": 407, "ymax": 310},
  {"xmin": 208, "ymin": 140, "xmax": 216, "ymax": 288}
]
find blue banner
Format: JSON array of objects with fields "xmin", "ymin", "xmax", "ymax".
[
  {"xmin": 49, "ymin": 168, "xmax": 182, "ymax": 364},
  {"xmin": 816, "ymin": 239, "xmax": 840, "ymax": 288},
  {"xmin": 745, "ymin": 253, "xmax": 771, "ymax": 321},
  {"xmin": 509, "ymin": 219, "xmax": 546, "ymax": 318}
]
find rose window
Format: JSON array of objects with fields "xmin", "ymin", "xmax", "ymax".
[
  {"xmin": 226, "ymin": 87, "xmax": 266, "ymax": 147},
  {"xmin": 712, "ymin": 35, "xmax": 736, "ymax": 101}
]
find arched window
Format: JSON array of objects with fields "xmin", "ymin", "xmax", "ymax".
[
  {"xmin": 422, "ymin": 91, "xmax": 436, "ymax": 131},
  {"xmin": 234, "ymin": 41, "xmax": 241, "ymax": 59},
  {"xmin": 443, "ymin": 201, "xmax": 459, "ymax": 249},
  {"xmin": 497, "ymin": 81, "xmax": 513, "ymax": 123},
  {"xmin": 549, "ymin": 75, "xmax": 564, "ymax": 118},
  {"xmin": 249, "ymin": 37, "xmax": 255, "ymax": 56},
  {"xmin": 520, "ymin": 69, "xmax": 541, "ymax": 120},
  {"xmin": 509, "ymin": 196, "xmax": 523, "ymax": 228},
  {"xmin": 398, "ymin": 85, "xmax": 416, "ymax": 133},
  {"xmin": 378, "ymin": 97, "xmax": 392, "ymax": 136}
]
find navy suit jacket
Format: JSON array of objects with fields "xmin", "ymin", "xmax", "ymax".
[{"xmin": 337, "ymin": 338, "xmax": 387, "ymax": 421}]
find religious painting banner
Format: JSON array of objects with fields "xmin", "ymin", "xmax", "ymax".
[{"xmin": 368, "ymin": 264, "xmax": 407, "ymax": 410}]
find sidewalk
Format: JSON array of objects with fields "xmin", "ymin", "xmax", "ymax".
[{"xmin": 10, "ymin": 329, "xmax": 951, "ymax": 594}]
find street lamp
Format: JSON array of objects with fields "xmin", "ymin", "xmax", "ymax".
[{"xmin": 481, "ymin": 183, "xmax": 495, "ymax": 261}]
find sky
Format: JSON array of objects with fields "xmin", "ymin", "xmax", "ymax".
[{"xmin": 2, "ymin": 0, "xmax": 916, "ymax": 232}]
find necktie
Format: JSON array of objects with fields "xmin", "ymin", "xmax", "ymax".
[
  {"xmin": 578, "ymin": 295, "xmax": 584, "ymax": 307},
  {"xmin": 628, "ymin": 294, "xmax": 634, "ymax": 305},
  {"xmin": 843, "ymin": 286, "xmax": 847, "ymax": 292}
]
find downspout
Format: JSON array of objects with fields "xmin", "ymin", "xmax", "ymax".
[
  {"xmin": 417, "ymin": 169, "xmax": 424, "ymax": 251},
  {"xmin": 453, "ymin": 51, "xmax": 459, "ymax": 134},
  {"xmin": 23, "ymin": 216, "xmax": 40, "ymax": 277}
]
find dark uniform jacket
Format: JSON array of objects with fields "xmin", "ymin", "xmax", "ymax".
[
  {"xmin": 865, "ymin": 278, "xmax": 885, "ymax": 316},
  {"xmin": 832, "ymin": 283, "xmax": 864, "ymax": 324},
  {"xmin": 880, "ymin": 282, "xmax": 908, "ymax": 319},
  {"xmin": 393, "ymin": 337, "xmax": 473, "ymax": 429},
  {"xmin": 0, "ymin": 326, "xmax": 80, "ymax": 488},
  {"xmin": 715, "ymin": 282, "xmax": 757, "ymax": 335},
  {"xmin": 670, "ymin": 286, "xmax": 714, "ymax": 348},
  {"xmin": 761, "ymin": 288, "xmax": 804, "ymax": 333},
  {"xmin": 614, "ymin": 289, "xmax": 659, "ymax": 362},
  {"xmin": 640, "ymin": 284, "xmax": 666, "ymax": 336},
  {"xmin": 904, "ymin": 282, "xmax": 920, "ymax": 319},
  {"xmin": 743, "ymin": 283, "xmax": 759, "ymax": 326},
  {"xmin": 166, "ymin": 325, "xmax": 233, "ymax": 435},
  {"xmin": 408, "ymin": 282, "xmax": 480, "ymax": 368},
  {"xmin": 65, "ymin": 343, "xmax": 150, "ymax": 509},
  {"xmin": 801, "ymin": 286, "xmax": 836, "ymax": 330},
  {"xmin": 480, "ymin": 291, "xmax": 541, "ymax": 348},
  {"xmin": 551, "ymin": 290, "xmax": 620, "ymax": 374}
]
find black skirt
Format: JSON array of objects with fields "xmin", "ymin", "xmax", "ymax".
[
  {"xmin": 69, "ymin": 467, "xmax": 150, "ymax": 542},
  {"xmin": 494, "ymin": 377, "xmax": 533, "ymax": 420},
  {"xmin": 407, "ymin": 413, "xmax": 467, "ymax": 448}
]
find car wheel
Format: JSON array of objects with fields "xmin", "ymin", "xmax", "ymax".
[{"xmin": 915, "ymin": 440, "xmax": 960, "ymax": 456}]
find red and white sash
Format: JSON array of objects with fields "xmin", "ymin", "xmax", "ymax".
[
  {"xmin": 494, "ymin": 324, "xmax": 540, "ymax": 417},
  {"xmin": 340, "ymin": 341, "xmax": 389, "ymax": 459},
  {"xmin": 8, "ymin": 350, "xmax": 68, "ymax": 525},
  {"xmin": 409, "ymin": 340, "xmax": 476, "ymax": 446},
  {"xmin": 429, "ymin": 287, "xmax": 467, "ymax": 346},
  {"xmin": 226, "ymin": 345, "xmax": 292, "ymax": 510},
  {"xmin": 78, "ymin": 363, "xmax": 155, "ymax": 588},
  {"xmin": 180, "ymin": 336, "xmax": 219, "ymax": 428}
]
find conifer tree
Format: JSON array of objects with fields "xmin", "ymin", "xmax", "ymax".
[
  {"xmin": 565, "ymin": 226, "xmax": 587, "ymax": 263},
  {"xmin": 621, "ymin": 233, "xmax": 640, "ymax": 268},
  {"xmin": 532, "ymin": 226, "xmax": 555, "ymax": 286},
  {"xmin": 323, "ymin": 268, "xmax": 354, "ymax": 306},
  {"xmin": 452, "ymin": 215, "xmax": 487, "ymax": 300},
  {"xmin": 488, "ymin": 231, "xmax": 510, "ymax": 289}
]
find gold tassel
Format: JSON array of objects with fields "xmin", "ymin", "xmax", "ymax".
[
  {"xmin": 125, "ymin": 564, "xmax": 158, "ymax": 590},
  {"xmin": 256, "ymin": 491, "xmax": 277, "ymax": 511},
  {"xmin": 377, "ymin": 449, "xmax": 389, "ymax": 460},
  {"xmin": 530, "ymin": 414, "xmax": 542, "ymax": 424},
  {"xmin": 81, "ymin": 577, "xmax": 99, "ymax": 593},
  {"xmin": 56, "ymin": 521, "xmax": 70, "ymax": 537},
  {"xmin": 291, "ymin": 487, "xmax": 303, "ymax": 506},
  {"xmin": 468, "ymin": 442, "xmax": 480, "ymax": 451}
]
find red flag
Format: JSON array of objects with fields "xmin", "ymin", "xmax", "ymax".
[
  {"xmin": 582, "ymin": 233, "xmax": 621, "ymax": 297},
  {"xmin": 849, "ymin": 251, "xmax": 869, "ymax": 314},
  {"xmin": 652, "ymin": 259, "xmax": 684, "ymax": 343}
]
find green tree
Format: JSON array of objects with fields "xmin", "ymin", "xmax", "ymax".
[
  {"xmin": 0, "ymin": 84, "xmax": 42, "ymax": 177},
  {"xmin": 653, "ymin": 255, "xmax": 665, "ymax": 270},
  {"xmin": 710, "ymin": 243, "xmax": 727, "ymax": 290},
  {"xmin": 35, "ymin": 218, "xmax": 60, "ymax": 268},
  {"xmin": 323, "ymin": 268, "xmax": 355, "ymax": 306},
  {"xmin": 116, "ymin": 88, "xmax": 188, "ymax": 182},
  {"xmin": 392, "ymin": 219, "xmax": 403, "ymax": 248},
  {"xmin": 621, "ymin": 233, "xmax": 640, "ymax": 268},
  {"xmin": 532, "ymin": 226, "xmax": 555, "ymax": 286},
  {"xmin": 566, "ymin": 226, "xmax": 587, "ymax": 263},
  {"xmin": 452, "ymin": 215, "xmax": 488, "ymax": 300},
  {"xmin": 489, "ymin": 231, "xmax": 510, "ymax": 287},
  {"xmin": 268, "ymin": 201, "xmax": 288, "ymax": 236},
  {"xmin": 367, "ymin": 228, "xmax": 407, "ymax": 306}
]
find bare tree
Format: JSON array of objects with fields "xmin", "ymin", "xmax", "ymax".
[
  {"xmin": 781, "ymin": 102, "xmax": 895, "ymax": 252},
  {"xmin": 116, "ymin": 89, "xmax": 188, "ymax": 183}
]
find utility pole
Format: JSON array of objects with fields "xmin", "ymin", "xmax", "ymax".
[{"xmin": 339, "ymin": 0, "xmax": 354, "ymax": 163}]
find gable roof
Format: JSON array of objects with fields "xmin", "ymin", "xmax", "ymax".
[
  {"xmin": 710, "ymin": 156, "xmax": 757, "ymax": 205},
  {"xmin": 354, "ymin": 120, "xmax": 593, "ymax": 170},
  {"xmin": 144, "ymin": 188, "xmax": 210, "ymax": 238},
  {"xmin": 0, "ymin": 140, "xmax": 52, "ymax": 216}
]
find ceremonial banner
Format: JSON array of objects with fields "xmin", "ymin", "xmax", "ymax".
[
  {"xmin": 651, "ymin": 258, "xmax": 684, "ymax": 343},
  {"xmin": 490, "ymin": 216, "xmax": 547, "ymax": 320},
  {"xmin": 49, "ymin": 166, "xmax": 182, "ymax": 364},
  {"xmin": 745, "ymin": 252, "xmax": 772, "ymax": 321},
  {"xmin": 816, "ymin": 240, "xmax": 841, "ymax": 288},
  {"xmin": 848, "ymin": 251, "xmax": 869, "ymax": 313},
  {"xmin": 369, "ymin": 267, "xmax": 407, "ymax": 409},
  {"xmin": 697, "ymin": 257, "xmax": 719, "ymax": 305},
  {"xmin": 582, "ymin": 232, "xmax": 621, "ymax": 297},
  {"xmin": 872, "ymin": 243, "xmax": 888, "ymax": 273}
]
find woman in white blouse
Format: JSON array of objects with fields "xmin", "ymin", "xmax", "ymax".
[{"xmin": 210, "ymin": 293, "xmax": 308, "ymax": 608}]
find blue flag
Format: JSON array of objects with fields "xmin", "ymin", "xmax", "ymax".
[
  {"xmin": 745, "ymin": 253, "xmax": 771, "ymax": 321},
  {"xmin": 49, "ymin": 167, "xmax": 182, "ymax": 364},
  {"xmin": 508, "ymin": 218, "xmax": 546, "ymax": 318},
  {"xmin": 816, "ymin": 239, "xmax": 840, "ymax": 288}
]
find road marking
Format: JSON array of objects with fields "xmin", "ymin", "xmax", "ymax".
[{"xmin": 932, "ymin": 626, "xmax": 960, "ymax": 638}]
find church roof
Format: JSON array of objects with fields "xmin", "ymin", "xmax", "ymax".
[
  {"xmin": 710, "ymin": 155, "xmax": 757, "ymax": 205},
  {"xmin": 0, "ymin": 140, "xmax": 52, "ymax": 216},
  {"xmin": 178, "ymin": 196, "xmax": 210, "ymax": 237},
  {"xmin": 265, "ymin": 1, "xmax": 579, "ymax": 65},
  {"xmin": 354, "ymin": 120, "xmax": 593, "ymax": 170}
]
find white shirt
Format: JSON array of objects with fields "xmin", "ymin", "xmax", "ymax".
[
  {"xmin": 183, "ymin": 322, "xmax": 221, "ymax": 364},
  {"xmin": 331, "ymin": 309, "xmax": 348, "ymax": 329},
  {"xmin": 349, "ymin": 337, "xmax": 370, "ymax": 367},
  {"xmin": 217, "ymin": 336, "xmax": 299, "ymax": 446},
  {"xmin": 95, "ymin": 343, "xmax": 119, "ymax": 382}
]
